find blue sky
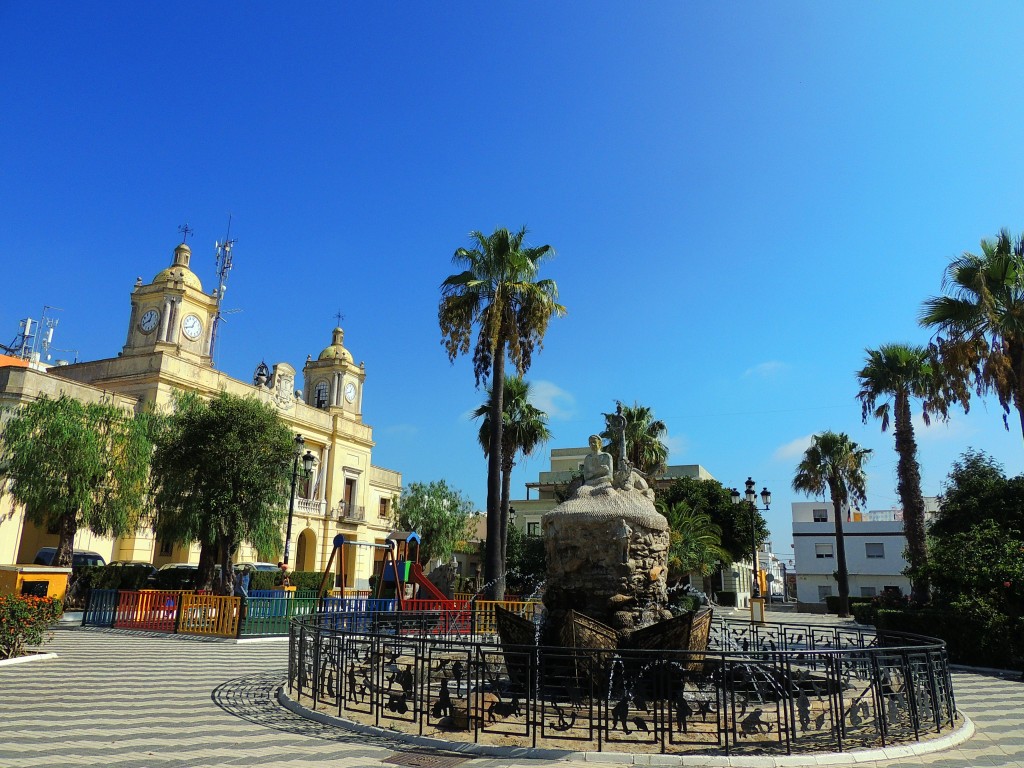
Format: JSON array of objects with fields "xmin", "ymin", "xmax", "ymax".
[{"xmin": 3, "ymin": 3, "xmax": 1024, "ymax": 563}]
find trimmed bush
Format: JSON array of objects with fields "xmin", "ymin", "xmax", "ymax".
[
  {"xmin": 0, "ymin": 595, "xmax": 63, "ymax": 660},
  {"xmin": 249, "ymin": 569, "xmax": 324, "ymax": 593},
  {"xmin": 824, "ymin": 595, "xmax": 874, "ymax": 615},
  {"xmin": 873, "ymin": 605, "xmax": 1023, "ymax": 670},
  {"xmin": 715, "ymin": 590, "xmax": 737, "ymax": 607}
]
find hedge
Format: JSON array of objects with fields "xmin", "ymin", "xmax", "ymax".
[
  {"xmin": 715, "ymin": 590, "xmax": 737, "ymax": 607},
  {"xmin": 250, "ymin": 570, "xmax": 325, "ymax": 592},
  {"xmin": 872, "ymin": 607, "xmax": 1024, "ymax": 670},
  {"xmin": 0, "ymin": 595, "xmax": 62, "ymax": 660},
  {"xmin": 824, "ymin": 595, "xmax": 875, "ymax": 615}
]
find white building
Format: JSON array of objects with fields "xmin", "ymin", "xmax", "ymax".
[{"xmin": 791, "ymin": 499, "xmax": 939, "ymax": 610}]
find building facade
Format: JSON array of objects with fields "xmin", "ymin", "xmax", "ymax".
[
  {"xmin": 791, "ymin": 499, "xmax": 938, "ymax": 610},
  {"xmin": 0, "ymin": 241, "xmax": 402, "ymax": 589}
]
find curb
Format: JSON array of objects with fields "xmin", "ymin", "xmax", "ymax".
[
  {"xmin": 0, "ymin": 652, "xmax": 58, "ymax": 668},
  {"xmin": 276, "ymin": 686, "xmax": 976, "ymax": 766}
]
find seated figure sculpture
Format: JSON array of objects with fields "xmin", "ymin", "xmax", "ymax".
[{"xmin": 579, "ymin": 434, "xmax": 614, "ymax": 496}]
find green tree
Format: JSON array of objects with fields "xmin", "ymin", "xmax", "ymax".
[
  {"xmin": 919, "ymin": 452, "xmax": 1024, "ymax": 663},
  {"xmin": 656, "ymin": 499, "xmax": 730, "ymax": 591},
  {"xmin": 792, "ymin": 431, "xmax": 871, "ymax": 618},
  {"xmin": 439, "ymin": 226, "xmax": 565, "ymax": 599},
  {"xmin": 601, "ymin": 401, "xmax": 669, "ymax": 478},
  {"xmin": 392, "ymin": 481, "xmax": 475, "ymax": 566},
  {"xmin": 472, "ymin": 375, "xmax": 551, "ymax": 568},
  {"xmin": 856, "ymin": 343, "xmax": 942, "ymax": 603},
  {"xmin": 150, "ymin": 393, "xmax": 294, "ymax": 595},
  {"xmin": 0, "ymin": 395, "xmax": 152, "ymax": 567},
  {"xmin": 504, "ymin": 523, "xmax": 547, "ymax": 596},
  {"xmin": 657, "ymin": 476, "xmax": 766, "ymax": 565},
  {"xmin": 920, "ymin": 229, "xmax": 1024, "ymax": 444}
]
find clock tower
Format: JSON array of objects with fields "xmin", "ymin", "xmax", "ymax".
[
  {"xmin": 303, "ymin": 326, "xmax": 365, "ymax": 418},
  {"xmin": 122, "ymin": 242, "xmax": 217, "ymax": 365}
]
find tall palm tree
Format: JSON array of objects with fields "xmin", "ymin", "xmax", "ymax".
[
  {"xmin": 792, "ymin": 431, "xmax": 871, "ymax": 617},
  {"xmin": 439, "ymin": 227, "xmax": 565, "ymax": 599},
  {"xmin": 856, "ymin": 343, "xmax": 940, "ymax": 603},
  {"xmin": 920, "ymin": 229, "xmax": 1024, "ymax": 444},
  {"xmin": 601, "ymin": 401, "xmax": 669, "ymax": 479},
  {"xmin": 473, "ymin": 375, "xmax": 552, "ymax": 568}
]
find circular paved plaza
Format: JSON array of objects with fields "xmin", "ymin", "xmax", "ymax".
[{"xmin": 1, "ymin": 618, "xmax": 1022, "ymax": 768}]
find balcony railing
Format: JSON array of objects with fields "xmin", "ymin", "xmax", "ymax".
[
  {"xmin": 295, "ymin": 498, "xmax": 327, "ymax": 517},
  {"xmin": 338, "ymin": 502, "xmax": 366, "ymax": 522}
]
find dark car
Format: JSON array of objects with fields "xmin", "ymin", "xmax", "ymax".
[{"xmin": 32, "ymin": 547, "xmax": 106, "ymax": 567}]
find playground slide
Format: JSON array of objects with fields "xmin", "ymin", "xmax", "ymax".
[{"xmin": 409, "ymin": 562, "xmax": 455, "ymax": 605}]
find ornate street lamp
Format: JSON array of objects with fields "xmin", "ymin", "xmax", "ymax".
[
  {"xmin": 731, "ymin": 477, "xmax": 771, "ymax": 598},
  {"xmin": 283, "ymin": 434, "xmax": 316, "ymax": 568}
]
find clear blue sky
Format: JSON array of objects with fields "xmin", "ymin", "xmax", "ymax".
[{"xmin": 3, "ymin": 2, "xmax": 1024, "ymax": 563}]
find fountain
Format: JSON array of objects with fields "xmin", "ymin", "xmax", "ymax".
[{"xmin": 498, "ymin": 407, "xmax": 712, "ymax": 663}]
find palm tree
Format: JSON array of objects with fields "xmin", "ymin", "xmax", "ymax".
[
  {"xmin": 920, "ymin": 229, "xmax": 1024, "ymax": 444},
  {"xmin": 856, "ymin": 344, "xmax": 940, "ymax": 603},
  {"xmin": 439, "ymin": 227, "xmax": 565, "ymax": 599},
  {"xmin": 473, "ymin": 375, "xmax": 552, "ymax": 568},
  {"xmin": 601, "ymin": 401, "xmax": 669, "ymax": 479},
  {"xmin": 792, "ymin": 431, "xmax": 871, "ymax": 617},
  {"xmin": 657, "ymin": 500, "xmax": 731, "ymax": 593}
]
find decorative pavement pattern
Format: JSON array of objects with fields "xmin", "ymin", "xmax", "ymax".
[{"xmin": 0, "ymin": 621, "xmax": 1021, "ymax": 768}]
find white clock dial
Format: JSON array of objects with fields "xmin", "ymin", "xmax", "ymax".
[
  {"xmin": 139, "ymin": 309, "xmax": 160, "ymax": 333},
  {"xmin": 181, "ymin": 314, "xmax": 203, "ymax": 340},
  {"xmin": 344, "ymin": 382, "xmax": 356, "ymax": 403}
]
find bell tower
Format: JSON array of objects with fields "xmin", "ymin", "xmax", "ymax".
[
  {"xmin": 122, "ymin": 242, "xmax": 218, "ymax": 365},
  {"xmin": 303, "ymin": 326, "xmax": 365, "ymax": 418}
]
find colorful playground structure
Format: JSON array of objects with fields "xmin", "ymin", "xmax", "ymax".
[{"xmin": 81, "ymin": 531, "xmax": 539, "ymax": 639}]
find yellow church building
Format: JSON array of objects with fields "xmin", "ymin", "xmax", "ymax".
[{"xmin": 0, "ymin": 240, "xmax": 402, "ymax": 590}]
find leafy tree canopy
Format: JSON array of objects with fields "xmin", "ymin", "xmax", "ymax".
[
  {"xmin": 504, "ymin": 523, "xmax": 546, "ymax": 596},
  {"xmin": 930, "ymin": 449, "xmax": 1024, "ymax": 539},
  {"xmin": 150, "ymin": 392, "xmax": 294, "ymax": 594},
  {"xmin": 657, "ymin": 476, "xmax": 766, "ymax": 563},
  {"xmin": 392, "ymin": 480, "xmax": 476, "ymax": 566},
  {"xmin": 0, "ymin": 395, "xmax": 152, "ymax": 567}
]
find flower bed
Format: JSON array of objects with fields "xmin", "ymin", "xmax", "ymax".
[{"xmin": 0, "ymin": 595, "xmax": 63, "ymax": 660}]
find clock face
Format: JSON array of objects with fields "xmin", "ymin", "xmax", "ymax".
[
  {"xmin": 139, "ymin": 309, "xmax": 160, "ymax": 333},
  {"xmin": 181, "ymin": 314, "xmax": 203, "ymax": 340},
  {"xmin": 344, "ymin": 382, "xmax": 357, "ymax": 403}
]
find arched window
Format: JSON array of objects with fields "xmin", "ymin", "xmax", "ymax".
[{"xmin": 314, "ymin": 380, "xmax": 329, "ymax": 409}]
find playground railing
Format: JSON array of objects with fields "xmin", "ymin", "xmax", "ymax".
[
  {"xmin": 113, "ymin": 590, "xmax": 187, "ymax": 632},
  {"xmin": 471, "ymin": 599, "xmax": 542, "ymax": 636},
  {"xmin": 403, "ymin": 598, "xmax": 473, "ymax": 634},
  {"xmin": 242, "ymin": 596, "xmax": 320, "ymax": 637},
  {"xmin": 82, "ymin": 588, "xmax": 119, "ymax": 627},
  {"xmin": 178, "ymin": 593, "xmax": 242, "ymax": 638}
]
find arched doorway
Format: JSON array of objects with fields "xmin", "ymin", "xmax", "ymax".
[{"xmin": 296, "ymin": 528, "xmax": 317, "ymax": 572}]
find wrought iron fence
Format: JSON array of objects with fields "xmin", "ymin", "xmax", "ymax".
[{"xmin": 287, "ymin": 612, "xmax": 958, "ymax": 756}]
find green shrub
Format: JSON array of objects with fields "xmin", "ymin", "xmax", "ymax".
[
  {"xmin": 874, "ymin": 605, "xmax": 1023, "ymax": 670},
  {"xmin": 0, "ymin": 595, "xmax": 63, "ymax": 660},
  {"xmin": 824, "ymin": 595, "xmax": 874, "ymax": 614},
  {"xmin": 249, "ymin": 569, "xmax": 324, "ymax": 592},
  {"xmin": 851, "ymin": 602, "xmax": 876, "ymax": 625},
  {"xmin": 716, "ymin": 590, "xmax": 737, "ymax": 607}
]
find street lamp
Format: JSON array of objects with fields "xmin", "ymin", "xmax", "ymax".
[
  {"xmin": 731, "ymin": 477, "xmax": 771, "ymax": 598},
  {"xmin": 283, "ymin": 434, "xmax": 316, "ymax": 568}
]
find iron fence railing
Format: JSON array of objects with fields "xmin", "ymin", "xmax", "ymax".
[{"xmin": 287, "ymin": 612, "xmax": 958, "ymax": 756}]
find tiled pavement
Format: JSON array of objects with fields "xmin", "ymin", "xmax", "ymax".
[{"xmin": 0, "ymin": 622, "xmax": 1022, "ymax": 768}]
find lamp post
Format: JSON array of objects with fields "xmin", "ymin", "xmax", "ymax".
[
  {"xmin": 283, "ymin": 434, "xmax": 316, "ymax": 568},
  {"xmin": 731, "ymin": 477, "xmax": 771, "ymax": 599}
]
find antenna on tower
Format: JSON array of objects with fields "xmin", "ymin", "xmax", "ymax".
[{"xmin": 209, "ymin": 215, "xmax": 236, "ymax": 364}]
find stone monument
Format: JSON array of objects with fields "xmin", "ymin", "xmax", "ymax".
[{"xmin": 542, "ymin": 408, "xmax": 671, "ymax": 643}]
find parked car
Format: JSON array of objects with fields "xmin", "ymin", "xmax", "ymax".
[
  {"xmin": 108, "ymin": 560, "xmax": 158, "ymax": 579},
  {"xmin": 234, "ymin": 562, "xmax": 280, "ymax": 572},
  {"xmin": 32, "ymin": 547, "xmax": 106, "ymax": 568}
]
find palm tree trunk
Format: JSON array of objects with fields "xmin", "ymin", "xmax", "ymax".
[
  {"xmin": 894, "ymin": 392, "xmax": 929, "ymax": 603},
  {"xmin": 499, "ymin": 456, "xmax": 513, "ymax": 572},
  {"xmin": 484, "ymin": 345, "xmax": 506, "ymax": 601},
  {"xmin": 830, "ymin": 482, "xmax": 851, "ymax": 618}
]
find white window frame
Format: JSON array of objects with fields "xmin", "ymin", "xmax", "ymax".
[
  {"xmin": 815, "ymin": 543, "xmax": 834, "ymax": 559},
  {"xmin": 812, "ymin": 508, "xmax": 828, "ymax": 522},
  {"xmin": 865, "ymin": 542, "xmax": 885, "ymax": 559}
]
